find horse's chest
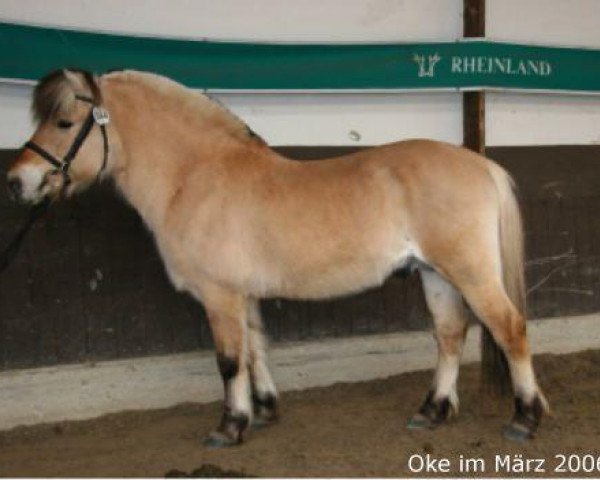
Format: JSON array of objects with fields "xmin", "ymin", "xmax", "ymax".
[{"xmin": 153, "ymin": 227, "xmax": 260, "ymax": 294}]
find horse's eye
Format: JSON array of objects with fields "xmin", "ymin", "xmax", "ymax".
[{"xmin": 57, "ymin": 119, "xmax": 73, "ymax": 129}]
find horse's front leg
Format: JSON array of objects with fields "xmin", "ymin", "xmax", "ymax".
[
  {"xmin": 199, "ymin": 284, "xmax": 252, "ymax": 447},
  {"xmin": 247, "ymin": 299, "xmax": 279, "ymax": 427}
]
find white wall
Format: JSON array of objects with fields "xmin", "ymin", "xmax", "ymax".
[
  {"xmin": 1, "ymin": 1, "xmax": 599, "ymax": 148},
  {"xmin": 487, "ymin": 0, "xmax": 600, "ymax": 47},
  {"xmin": 0, "ymin": 0, "xmax": 463, "ymax": 149},
  {"xmin": 0, "ymin": 83, "xmax": 33, "ymax": 149},
  {"xmin": 0, "ymin": 0, "xmax": 463, "ymax": 42},
  {"xmin": 486, "ymin": 0, "xmax": 600, "ymax": 146},
  {"xmin": 487, "ymin": 93, "xmax": 600, "ymax": 146}
]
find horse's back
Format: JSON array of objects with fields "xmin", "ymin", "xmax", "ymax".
[{"xmin": 274, "ymin": 138, "xmax": 500, "ymax": 239}]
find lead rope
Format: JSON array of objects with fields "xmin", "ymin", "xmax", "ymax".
[{"xmin": 0, "ymin": 197, "xmax": 51, "ymax": 272}]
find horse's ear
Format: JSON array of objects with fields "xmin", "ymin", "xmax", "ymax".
[
  {"xmin": 64, "ymin": 69, "xmax": 102, "ymax": 105},
  {"xmin": 63, "ymin": 69, "xmax": 84, "ymax": 89},
  {"xmin": 32, "ymin": 69, "xmax": 77, "ymax": 123}
]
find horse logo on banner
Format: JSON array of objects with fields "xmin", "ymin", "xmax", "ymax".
[{"xmin": 413, "ymin": 53, "xmax": 441, "ymax": 77}]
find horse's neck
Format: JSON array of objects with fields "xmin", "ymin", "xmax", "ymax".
[{"xmin": 103, "ymin": 77, "xmax": 253, "ymax": 230}]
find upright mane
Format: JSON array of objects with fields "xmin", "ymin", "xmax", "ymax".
[
  {"xmin": 103, "ymin": 70, "xmax": 266, "ymax": 145},
  {"xmin": 32, "ymin": 69, "xmax": 265, "ymax": 145}
]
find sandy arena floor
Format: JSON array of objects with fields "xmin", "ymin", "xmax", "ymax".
[{"xmin": 0, "ymin": 349, "xmax": 599, "ymax": 477}]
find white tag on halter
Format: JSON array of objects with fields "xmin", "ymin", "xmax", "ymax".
[{"xmin": 92, "ymin": 107, "xmax": 110, "ymax": 126}]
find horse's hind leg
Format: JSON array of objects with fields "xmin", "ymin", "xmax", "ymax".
[
  {"xmin": 408, "ymin": 268, "xmax": 469, "ymax": 429},
  {"xmin": 197, "ymin": 283, "xmax": 252, "ymax": 447},
  {"xmin": 459, "ymin": 277, "xmax": 548, "ymax": 441},
  {"xmin": 247, "ymin": 299, "xmax": 279, "ymax": 427}
]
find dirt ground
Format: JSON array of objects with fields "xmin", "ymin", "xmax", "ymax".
[{"xmin": 0, "ymin": 349, "xmax": 599, "ymax": 478}]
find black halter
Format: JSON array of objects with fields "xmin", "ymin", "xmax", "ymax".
[
  {"xmin": 1, "ymin": 96, "xmax": 110, "ymax": 274},
  {"xmin": 23, "ymin": 94, "xmax": 110, "ymax": 196}
]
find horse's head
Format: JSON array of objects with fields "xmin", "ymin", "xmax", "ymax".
[{"xmin": 7, "ymin": 69, "xmax": 110, "ymax": 204}]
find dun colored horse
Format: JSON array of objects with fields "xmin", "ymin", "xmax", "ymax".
[{"xmin": 7, "ymin": 69, "xmax": 548, "ymax": 446}]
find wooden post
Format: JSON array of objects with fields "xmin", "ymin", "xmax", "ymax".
[{"xmin": 463, "ymin": 0, "xmax": 485, "ymax": 154}]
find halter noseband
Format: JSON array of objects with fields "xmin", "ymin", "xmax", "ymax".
[{"xmin": 23, "ymin": 94, "xmax": 110, "ymax": 195}]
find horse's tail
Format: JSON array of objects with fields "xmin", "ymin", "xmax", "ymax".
[{"xmin": 481, "ymin": 161, "xmax": 526, "ymax": 394}]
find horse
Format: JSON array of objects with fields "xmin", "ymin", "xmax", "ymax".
[{"xmin": 6, "ymin": 69, "xmax": 549, "ymax": 446}]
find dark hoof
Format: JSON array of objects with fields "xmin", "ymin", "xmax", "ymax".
[
  {"xmin": 203, "ymin": 431, "xmax": 239, "ymax": 449},
  {"xmin": 407, "ymin": 414, "xmax": 435, "ymax": 430},
  {"xmin": 251, "ymin": 392, "xmax": 278, "ymax": 430},
  {"xmin": 408, "ymin": 391, "xmax": 452, "ymax": 430},
  {"xmin": 503, "ymin": 423, "xmax": 533, "ymax": 443},
  {"xmin": 204, "ymin": 411, "xmax": 249, "ymax": 448},
  {"xmin": 504, "ymin": 395, "xmax": 544, "ymax": 443}
]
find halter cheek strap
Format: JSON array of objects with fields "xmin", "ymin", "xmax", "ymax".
[
  {"xmin": 23, "ymin": 141, "xmax": 63, "ymax": 170},
  {"xmin": 23, "ymin": 95, "xmax": 110, "ymax": 195}
]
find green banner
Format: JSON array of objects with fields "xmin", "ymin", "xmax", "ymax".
[{"xmin": 1, "ymin": 21, "xmax": 599, "ymax": 93}]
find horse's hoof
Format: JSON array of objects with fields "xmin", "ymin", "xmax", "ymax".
[
  {"xmin": 407, "ymin": 414, "xmax": 435, "ymax": 430},
  {"xmin": 503, "ymin": 423, "xmax": 533, "ymax": 443},
  {"xmin": 203, "ymin": 431, "xmax": 239, "ymax": 449},
  {"xmin": 409, "ymin": 391, "xmax": 452, "ymax": 431}
]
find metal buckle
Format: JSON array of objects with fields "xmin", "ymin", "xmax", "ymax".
[
  {"xmin": 92, "ymin": 107, "xmax": 110, "ymax": 126},
  {"xmin": 59, "ymin": 162, "xmax": 69, "ymax": 172}
]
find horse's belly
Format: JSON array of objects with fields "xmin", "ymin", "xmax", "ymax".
[
  {"xmin": 272, "ymin": 248, "xmax": 417, "ymax": 300},
  {"xmin": 155, "ymin": 215, "xmax": 419, "ymax": 301}
]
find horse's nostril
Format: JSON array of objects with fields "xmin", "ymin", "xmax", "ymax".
[{"xmin": 7, "ymin": 177, "xmax": 22, "ymax": 200}]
